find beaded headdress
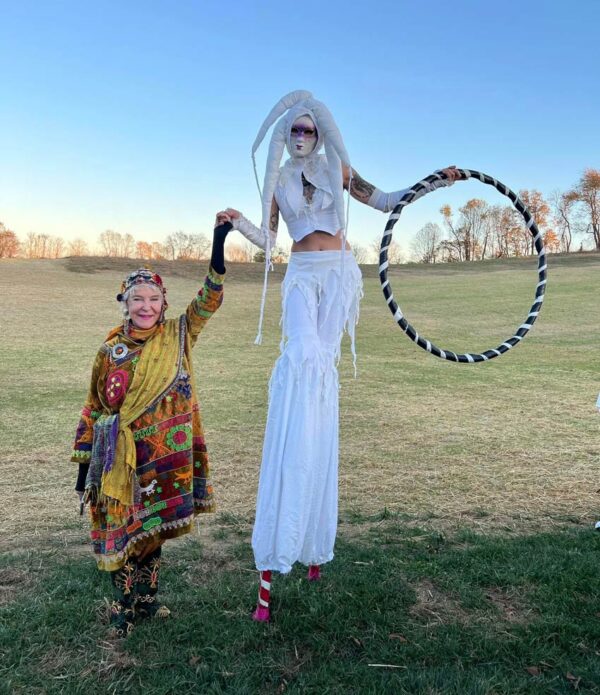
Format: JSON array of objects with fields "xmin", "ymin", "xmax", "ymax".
[{"xmin": 116, "ymin": 268, "xmax": 168, "ymax": 311}]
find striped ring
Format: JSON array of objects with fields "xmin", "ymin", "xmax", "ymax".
[{"xmin": 379, "ymin": 169, "xmax": 547, "ymax": 363}]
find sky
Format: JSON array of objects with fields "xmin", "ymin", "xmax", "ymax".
[{"xmin": 1, "ymin": 0, "xmax": 599, "ymax": 253}]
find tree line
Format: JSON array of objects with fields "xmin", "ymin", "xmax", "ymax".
[
  {"xmin": 410, "ymin": 169, "xmax": 599, "ymax": 263},
  {"xmin": 0, "ymin": 227, "xmax": 285, "ymax": 263},
  {"xmin": 1, "ymin": 169, "xmax": 597, "ymax": 263}
]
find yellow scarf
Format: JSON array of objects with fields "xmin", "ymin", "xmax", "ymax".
[{"xmin": 100, "ymin": 317, "xmax": 184, "ymax": 506}]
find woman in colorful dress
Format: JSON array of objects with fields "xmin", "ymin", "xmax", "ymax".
[
  {"xmin": 72, "ymin": 218, "xmax": 231, "ymax": 636},
  {"xmin": 220, "ymin": 90, "xmax": 458, "ymax": 621}
]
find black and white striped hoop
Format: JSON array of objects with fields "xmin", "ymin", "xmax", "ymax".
[{"xmin": 379, "ymin": 169, "xmax": 547, "ymax": 363}]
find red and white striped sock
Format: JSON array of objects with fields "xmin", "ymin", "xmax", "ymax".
[
  {"xmin": 307, "ymin": 564, "xmax": 320, "ymax": 581},
  {"xmin": 252, "ymin": 570, "xmax": 272, "ymax": 622}
]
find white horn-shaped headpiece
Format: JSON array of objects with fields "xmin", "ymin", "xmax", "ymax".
[
  {"xmin": 252, "ymin": 91, "xmax": 351, "ymax": 233},
  {"xmin": 252, "ymin": 90, "xmax": 313, "ymax": 157},
  {"xmin": 251, "ymin": 90, "xmax": 314, "ymax": 235},
  {"xmin": 249, "ymin": 90, "xmax": 353, "ymax": 347},
  {"xmin": 306, "ymin": 98, "xmax": 350, "ymax": 230}
]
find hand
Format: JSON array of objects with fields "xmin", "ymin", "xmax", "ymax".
[
  {"xmin": 215, "ymin": 208, "xmax": 242, "ymax": 226},
  {"xmin": 440, "ymin": 166, "xmax": 461, "ymax": 185},
  {"xmin": 76, "ymin": 490, "xmax": 84, "ymax": 515},
  {"xmin": 215, "ymin": 211, "xmax": 232, "ymax": 227}
]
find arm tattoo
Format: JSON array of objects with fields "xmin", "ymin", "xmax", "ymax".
[
  {"xmin": 269, "ymin": 199, "xmax": 279, "ymax": 234},
  {"xmin": 301, "ymin": 173, "xmax": 316, "ymax": 204},
  {"xmin": 349, "ymin": 169, "xmax": 376, "ymax": 203}
]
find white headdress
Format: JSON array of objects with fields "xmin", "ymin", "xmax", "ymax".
[
  {"xmin": 252, "ymin": 90, "xmax": 351, "ymax": 235},
  {"xmin": 251, "ymin": 91, "xmax": 352, "ymax": 345}
]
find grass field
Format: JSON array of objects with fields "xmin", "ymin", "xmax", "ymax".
[{"xmin": 1, "ymin": 254, "xmax": 599, "ymax": 693}]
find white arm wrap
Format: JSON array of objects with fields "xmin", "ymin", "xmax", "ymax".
[
  {"xmin": 233, "ymin": 215, "xmax": 277, "ymax": 251},
  {"xmin": 368, "ymin": 176, "xmax": 452, "ymax": 212},
  {"xmin": 367, "ymin": 187, "xmax": 411, "ymax": 213}
]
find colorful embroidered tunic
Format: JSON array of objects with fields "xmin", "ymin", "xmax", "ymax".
[{"xmin": 72, "ymin": 268, "xmax": 224, "ymax": 571}]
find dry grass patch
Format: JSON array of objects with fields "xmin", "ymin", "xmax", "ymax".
[
  {"xmin": 409, "ymin": 578, "xmax": 470, "ymax": 626},
  {"xmin": 0, "ymin": 567, "xmax": 33, "ymax": 606},
  {"xmin": 484, "ymin": 586, "xmax": 537, "ymax": 625}
]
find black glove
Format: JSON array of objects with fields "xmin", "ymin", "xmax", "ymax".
[{"xmin": 210, "ymin": 222, "xmax": 232, "ymax": 274}]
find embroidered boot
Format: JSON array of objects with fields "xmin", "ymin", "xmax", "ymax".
[
  {"xmin": 252, "ymin": 570, "xmax": 272, "ymax": 622},
  {"xmin": 136, "ymin": 546, "xmax": 171, "ymax": 619},
  {"xmin": 108, "ymin": 560, "xmax": 137, "ymax": 637}
]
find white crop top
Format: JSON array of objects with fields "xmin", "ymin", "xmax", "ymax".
[{"xmin": 273, "ymin": 156, "xmax": 342, "ymax": 242}]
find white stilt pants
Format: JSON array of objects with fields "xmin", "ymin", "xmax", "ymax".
[{"xmin": 252, "ymin": 251, "xmax": 363, "ymax": 573}]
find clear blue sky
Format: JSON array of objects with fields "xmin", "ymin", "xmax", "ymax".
[{"xmin": 1, "ymin": 0, "xmax": 598, "ymax": 251}]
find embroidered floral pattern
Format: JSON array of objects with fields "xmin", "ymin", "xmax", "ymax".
[
  {"xmin": 105, "ymin": 369, "xmax": 129, "ymax": 407},
  {"xmin": 166, "ymin": 424, "xmax": 192, "ymax": 452}
]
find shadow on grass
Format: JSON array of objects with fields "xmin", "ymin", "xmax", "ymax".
[{"xmin": 2, "ymin": 524, "xmax": 600, "ymax": 694}]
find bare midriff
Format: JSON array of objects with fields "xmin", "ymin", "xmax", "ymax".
[{"xmin": 291, "ymin": 229, "xmax": 351, "ymax": 253}]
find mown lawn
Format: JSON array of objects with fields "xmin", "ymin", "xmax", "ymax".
[
  {"xmin": 2, "ymin": 519, "xmax": 600, "ymax": 693},
  {"xmin": 0, "ymin": 254, "xmax": 599, "ymax": 693}
]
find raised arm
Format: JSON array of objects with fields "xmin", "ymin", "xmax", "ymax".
[
  {"xmin": 343, "ymin": 165, "xmax": 460, "ymax": 212},
  {"xmin": 185, "ymin": 220, "xmax": 231, "ymax": 344},
  {"xmin": 219, "ymin": 197, "xmax": 279, "ymax": 251}
]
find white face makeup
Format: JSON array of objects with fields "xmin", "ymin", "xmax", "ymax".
[{"xmin": 289, "ymin": 115, "xmax": 317, "ymax": 158}]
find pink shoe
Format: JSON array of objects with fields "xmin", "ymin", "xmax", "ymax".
[
  {"xmin": 252, "ymin": 605, "xmax": 270, "ymax": 622},
  {"xmin": 307, "ymin": 565, "xmax": 321, "ymax": 581}
]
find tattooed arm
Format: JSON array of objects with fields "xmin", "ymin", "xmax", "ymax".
[
  {"xmin": 343, "ymin": 165, "xmax": 408, "ymax": 212},
  {"xmin": 344, "ymin": 165, "xmax": 461, "ymax": 212},
  {"xmin": 269, "ymin": 196, "xmax": 280, "ymax": 238},
  {"xmin": 343, "ymin": 167, "xmax": 377, "ymax": 204}
]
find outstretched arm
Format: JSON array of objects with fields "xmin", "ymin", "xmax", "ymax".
[
  {"xmin": 218, "ymin": 197, "xmax": 279, "ymax": 251},
  {"xmin": 343, "ymin": 165, "xmax": 461, "ymax": 212}
]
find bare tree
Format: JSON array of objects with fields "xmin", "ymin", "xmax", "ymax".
[
  {"xmin": 99, "ymin": 230, "xmax": 120, "ymax": 257},
  {"xmin": 371, "ymin": 235, "xmax": 404, "ymax": 264},
  {"xmin": 68, "ymin": 238, "xmax": 89, "ymax": 256},
  {"xmin": 411, "ymin": 222, "xmax": 442, "ymax": 263},
  {"xmin": 439, "ymin": 205, "xmax": 464, "ymax": 261},
  {"xmin": 570, "ymin": 169, "xmax": 600, "ymax": 250},
  {"xmin": 23, "ymin": 233, "xmax": 50, "ymax": 258},
  {"xmin": 228, "ymin": 242, "xmax": 254, "ymax": 262},
  {"xmin": 48, "ymin": 236, "xmax": 65, "ymax": 259},
  {"xmin": 151, "ymin": 241, "xmax": 166, "ymax": 260},
  {"xmin": 190, "ymin": 233, "xmax": 211, "ymax": 260},
  {"xmin": 165, "ymin": 231, "xmax": 194, "ymax": 260},
  {"xmin": 352, "ymin": 244, "xmax": 370, "ymax": 264},
  {"xmin": 552, "ymin": 190, "xmax": 577, "ymax": 253},
  {"xmin": 120, "ymin": 233, "xmax": 135, "ymax": 258}
]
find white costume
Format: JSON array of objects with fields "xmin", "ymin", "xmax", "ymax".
[
  {"xmin": 234, "ymin": 91, "xmax": 453, "ymax": 577},
  {"xmin": 233, "ymin": 91, "xmax": 363, "ymax": 573}
]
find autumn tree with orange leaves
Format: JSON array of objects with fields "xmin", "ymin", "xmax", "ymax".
[
  {"xmin": 518, "ymin": 190, "xmax": 551, "ymax": 255},
  {"xmin": 0, "ymin": 223, "xmax": 20, "ymax": 258}
]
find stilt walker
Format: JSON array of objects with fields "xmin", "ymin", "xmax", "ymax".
[{"xmin": 219, "ymin": 90, "xmax": 459, "ymax": 621}]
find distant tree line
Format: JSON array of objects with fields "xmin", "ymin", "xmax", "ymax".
[
  {"xmin": 409, "ymin": 169, "xmax": 600, "ymax": 263},
  {"xmin": 1, "ymin": 169, "xmax": 598, "ymax": 263}
]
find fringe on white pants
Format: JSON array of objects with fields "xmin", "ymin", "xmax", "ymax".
[{"xmin": 252, "ymin": 251, "xmax": 363, "ymax": 573}]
